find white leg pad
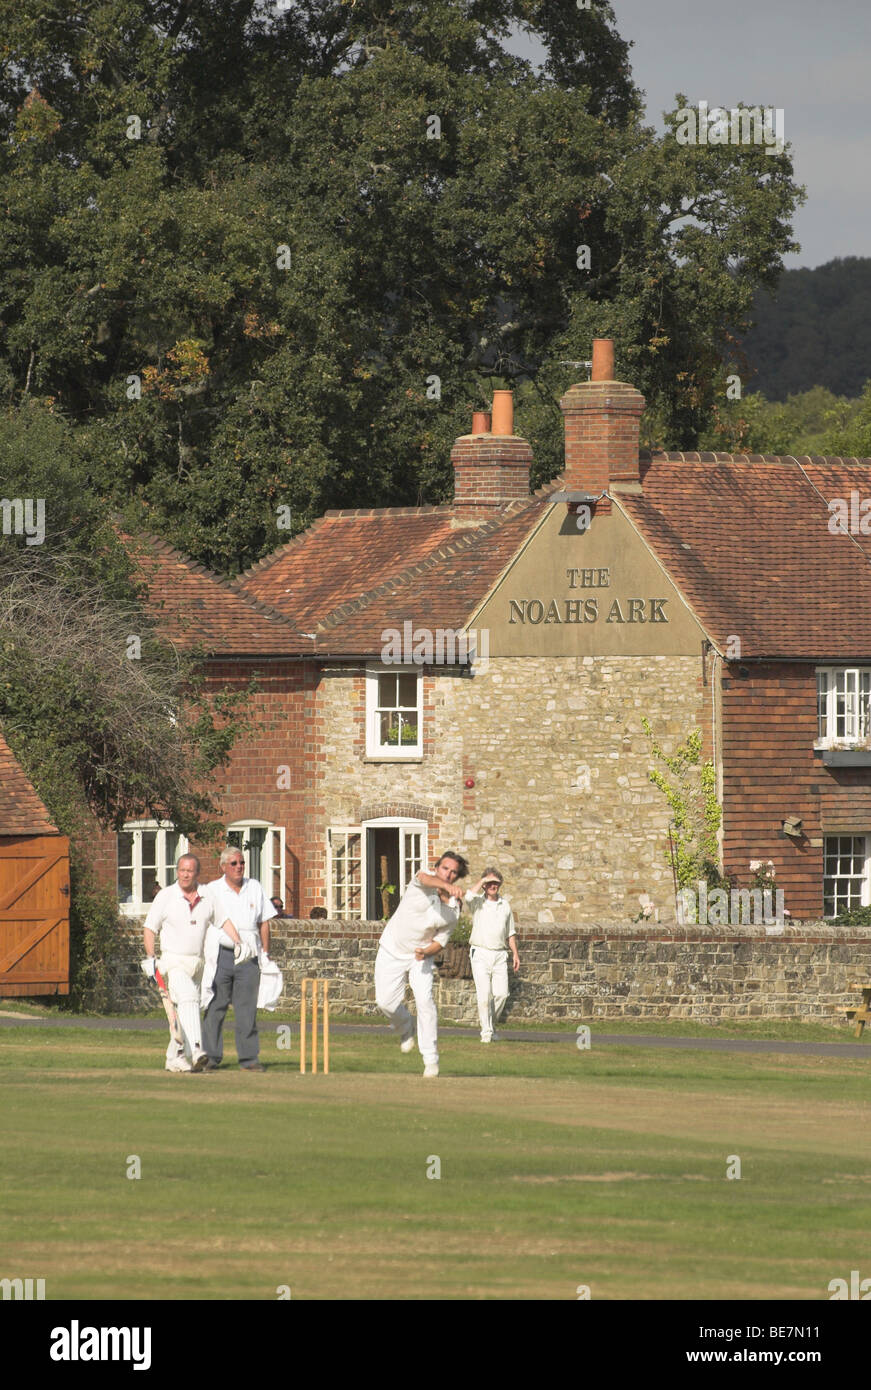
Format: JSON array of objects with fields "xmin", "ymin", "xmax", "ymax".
[{"xmin": 166, "ymin": 966, "xmax": 203, "ymax": 1057}]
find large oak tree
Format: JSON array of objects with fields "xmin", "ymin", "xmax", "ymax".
[{"xmin": 1, "ymin": 0, "xmax": 803, "ymax": 572}]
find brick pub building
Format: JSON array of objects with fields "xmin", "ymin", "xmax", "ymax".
[{"xmin": 104, "ymin": 340, "xmax": 871, "ymax": 1020}]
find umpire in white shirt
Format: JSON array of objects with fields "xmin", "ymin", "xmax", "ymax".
[
  {"xmin": 202, "ymin": 847, "xmax": 277, "ymax": 1071},
  {"xmin": 465, "ymin": 868, "xmax": 520, "ymax": 1043}
]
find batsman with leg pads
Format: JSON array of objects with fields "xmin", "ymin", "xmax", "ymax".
[{"xmin": 141, "ymin": 854, "xmax": 213, "ymax": 1073}]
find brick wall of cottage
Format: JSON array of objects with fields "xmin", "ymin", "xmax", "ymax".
[
  {"xmin": 721, "ymin": 661, "xmax": 871, "ymax": 918},
  {"xmin": 92, "ymin": 659, "xmax": 322, "ymax": 916}
]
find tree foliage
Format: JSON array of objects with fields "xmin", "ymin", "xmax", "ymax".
[
  {"xmin": 641, "ymin": 719, "xmax": 724, "ymax": 892},
  {"xmin": 697, "ymin": 383, "xmax": 866, "ymax": 457},
  {"xmin": 0, "ymin": 1, "xmax": 804, "ymax": 572},
  {"xmin": 0, "ymin": 401, "xmax": 256, "ymax": 999},
  {"xmin": 739, "ymin": 257, "xmax": 871, "ymax": 401}
]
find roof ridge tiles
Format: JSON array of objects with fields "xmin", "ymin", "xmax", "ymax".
[
  {"xmin": 314, "ymin": 515, "xmax": 515, "ymax": 632},
  {"xmin": 125, "ymin": 527, "xmax": 303, "ymax": 634},
  {"xmin": 638, "ymin": 449, "xmax": 871, "ymax": 467},
  {"xmin": 236, "ymin": 516, "xmax": 332, "ymax": 581},
  {"xmin": 322, "ymin": 504, "xmax": 450, "ymax": 518}
]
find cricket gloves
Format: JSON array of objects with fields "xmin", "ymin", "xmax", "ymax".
[
  {"xmin": 140, "ymin": 957, "xmax": 157, "ymax": 979},
  {"xmin": 233, "ymin": 938, "xmax": 257, "ymax": 964}
]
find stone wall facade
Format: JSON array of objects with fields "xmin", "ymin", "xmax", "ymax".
[
  {"xmin": 108, "ymin": 918, "xmax": 871, "ymax": 1027},
  {"xmin": 319, "ymin": 653, "xmax": 708, "ymax": 924}
]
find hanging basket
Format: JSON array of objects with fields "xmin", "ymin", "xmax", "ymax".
[{"xmin": 435, "ymin": 942, "xmax": 472, "ymax": 980}]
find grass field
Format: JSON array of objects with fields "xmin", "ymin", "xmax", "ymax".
[{"xmin": 2, "ymin": 1018, "xmax": 870, "ymax": 1301}]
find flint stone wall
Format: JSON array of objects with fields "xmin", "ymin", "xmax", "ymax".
[{"xmin": 108, "ymin": 918, "xmax": 871, "ymax": 1025}]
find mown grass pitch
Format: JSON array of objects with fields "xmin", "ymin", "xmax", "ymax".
[{"xmin": 1, "ymin": 1020, "xmax": 870, "ymax": 1301}]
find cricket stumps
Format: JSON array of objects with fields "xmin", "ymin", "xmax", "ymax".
[{"xmin": 300, "ymin": 977, "xmax": 329, "ymax": 1074}]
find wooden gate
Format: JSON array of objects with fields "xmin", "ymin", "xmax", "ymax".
[{"xmin": 0, "ymin": 835, "xmax": 70, "ymax": 996}]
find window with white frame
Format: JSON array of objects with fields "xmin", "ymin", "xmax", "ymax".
[
  {"xmin": 817, "ymin": 668, "xmax": 871, "ymax": 746},
  {"xmin": 226, "ymin": 821, "xmax": 285, "ymax": 903},
  {"xmin": 365, "ymin": 667, "xmax": 422, "ymax": 758},
  {"xmin": 327, "ymin": 820, "xmax": 427, "ymax": 920},
  {"xmin": 327, "ymin": 828, "xmax": 364, "ymax": 919},
  {"xmin": 117, "ymin": 822, "xmax": 188, "ymax": 913},
  {"xmin": 823, "ymin": 836, "xmax": 869, "ymax": 916}
]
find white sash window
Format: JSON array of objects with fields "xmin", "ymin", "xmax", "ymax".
[
  {"xmin": 823, "ymin": 836, "xmax": 869, "ymax": 916},
  {"xmin": 118, "ymin": 822, "xmax": 188, "ymax": 914},
  {"xmin": 817, "ymin": 668, "xmax": 871, "ymax": 746},
  {"xmin": 327, "ymin": 828, "xmax": 365, "ymax": 919},
  {"xmin": 227, "ymin": 821, "xmax": 285, "ymax": 903},
  {"xmin": 365, "ymin": 667, "xmax": 422, "ymax": 758}
]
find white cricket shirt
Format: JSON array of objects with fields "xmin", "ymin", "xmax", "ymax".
[
  {"xmin": 378, "ymin": 874, "xmax": 458, "ymax": 959},
  {"xmin": 465, "ymin": 890, "xmax": 516, "ymax": 950},
  {"xmin": 205, "ymin": 876, "xmax": 277, "ymax": 948},
  {"xmin": 143, "ymin": 882, "xmax": 213, "ymax": 956}
]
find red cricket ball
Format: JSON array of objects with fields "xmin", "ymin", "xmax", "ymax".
[{"xmin": 465, "ymin": 778, "xmax": 475, "ymax": 788}]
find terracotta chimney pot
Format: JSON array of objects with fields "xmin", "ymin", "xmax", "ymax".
[
  {"xmin": 591, "ymin": 338, "xmax": 615, "ymax": 382},
  {"xmin": 491, "ymin": 390, "xmax": 514, "ymax": 436},
  {"xmin": 451, "ymin": 390, "xmax": 531, "ymax": 513}
]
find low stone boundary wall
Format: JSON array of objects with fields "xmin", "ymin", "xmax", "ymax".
[{"xmin": 107, "ymin": 919, "xmax": 871, "ymax": 1026}]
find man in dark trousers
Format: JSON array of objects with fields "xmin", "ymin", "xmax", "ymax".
[{"xmin": 201, "ymin": 847, "xmax": 276, "ymax": 1072}]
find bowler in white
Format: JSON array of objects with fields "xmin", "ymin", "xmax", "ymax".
[
  {"xmin": 374, "ymin": 851, "xmax": 468, "ymax": 1077},
  {"xmin": 465, "ymin": 868, "xmax": 519, "ymax": 1042}
]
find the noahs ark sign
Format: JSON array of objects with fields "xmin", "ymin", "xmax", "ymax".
[{"xmin": 508, "ymin": 569, "xmax": 670, "ymax": 624}]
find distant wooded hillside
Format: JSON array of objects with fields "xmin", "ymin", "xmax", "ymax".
[{"xmin": 740, "ymin": 258, "xmax": 871, "ymax": 401}]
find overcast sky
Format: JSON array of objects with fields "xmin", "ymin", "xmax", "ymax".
[{"xmin": 513, "ymin": 0, "xmax": 871, "ymax": 270}]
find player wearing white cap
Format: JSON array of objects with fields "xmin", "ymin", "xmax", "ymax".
[
  {"xmin": 465, "ymin": 868, "xmax": 519, "ymax": 1043},
  {"xmin": 374, "ymin": 852, "xmax": 468, "ymax": 1077},
  {"xmin": 141, "ymin": 854, "xmax": 213, "ymax": 1072}
]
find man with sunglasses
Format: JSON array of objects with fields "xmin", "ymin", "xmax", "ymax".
[
  {"xmin": 465, "ymin": 868, "xmax": 519, "ymax": 1043},
  {"xmin": 201, "ymin": 846, "xmax": 277, "ymax": 1072}
]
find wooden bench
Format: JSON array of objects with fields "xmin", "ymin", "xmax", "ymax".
[{"xmin": 840, "ymin": 983, "xmax": 871, "ymax": 1039}]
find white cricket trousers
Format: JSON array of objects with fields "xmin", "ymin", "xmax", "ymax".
[
  {"xmin": 374, "ymin": 947, "xmax": 439, "ymax": 1066},
  {"xmin": 159, "ymin": 952, "xmax": 203, "ymax": 1062},
  {"xmin": 470, "ymin": 946, "xmax": 509, "ymax": 1041}
]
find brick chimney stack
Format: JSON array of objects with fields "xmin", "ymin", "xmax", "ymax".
[
  {"xmin": 451, "ymin": 390, "xmax": 532, "ymax": 515},
  {"xmin": 559, "ymin": 339, "xmax": 645, "ymax": 501}
]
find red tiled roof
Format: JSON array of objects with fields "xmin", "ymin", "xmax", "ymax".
[
  {"xmin": 620, "ymin": 453, "xmax": 871, "ymax": 658},
  {"xmin": 0, "ymin": 731, "xmax": 58, "ymax": 835},
  {"xmin": 312, "ymin": 503, "xmax": 551, "ymax": 650},
  {"xmin": 138, "ymin": 450, "xmax": 871, "ymax": 662},
  {"xmin": 126, "ymin": 533, "xmax": 311, "ymax": 656},
  {"xmin": 239, "ymin": 509, "xmax": 476, "ymax": 627}
]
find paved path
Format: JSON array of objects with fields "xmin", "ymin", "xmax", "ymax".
[{"xmin": 1, "ymin": 1012, "xmax": 870, "ymax": 1058}]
